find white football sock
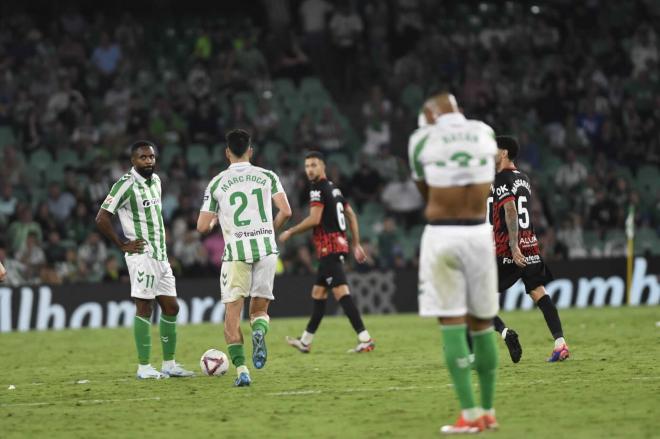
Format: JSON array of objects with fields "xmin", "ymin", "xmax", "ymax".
[
  {"xmin": 301, "ymin": 331, "xmax": 314, "ymax": 345},
  {"xmin": 461, "ymin": 407, "xmax": 482, "ymax": 422},
  {"xmin": 162, "ymin": 359, "xmax": 175, "ymax": 369},
  {"xmin": 138, "ymin": 364, "xmax": 152, "ymax": 372},
  {"xmin": 237, "ymin": 365, "xmax": 249, "ymax": 376},
  {"xmin": 358, "ymin": 330, "xmax": 371, "ymax": 343},
  {"xmin": 554, "ymin": 337, "xmax": 566, "ymax": 348}
]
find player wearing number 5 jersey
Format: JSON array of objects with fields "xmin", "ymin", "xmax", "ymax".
[
  {"xmin": 197, "ymin": 129, "xmax": 292, "ymax": 387},
  {"xmin": 96, "ymin": 141, "xmax": 193, "ymax": 380},
  {"xmin": 281, "ymin": 151, "xmax": 375, "ymax": 354},
  {"xmin": 487, "ymin": 136, "xmax": 569, "ymax": 363}
]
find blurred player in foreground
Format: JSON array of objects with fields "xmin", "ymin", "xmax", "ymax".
[{"xmin": 410, "ymin": 93, "xmax": 499, "ymax": 434}]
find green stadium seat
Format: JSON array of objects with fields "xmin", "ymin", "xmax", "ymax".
[
  {"xmin": 56, "ymin": 149, "xmax": 79, "ymax": 169},
  {"xmin": 273, "ymin": 78, "xmax": 296, "ymax": 99},
  {"xmin": 186, "ymin": 144, "xmax": 210, "ymax": 173},
  {"xmin": 160, "ymin": 144, "xmax": 182, "ymax": 169},
  {"xmin": 400, "ymin": 83, "xmax": 424, "ymax": 115},
  {"xmin": 0, "ymin": 126, "xmax": 15, "ymax": 149},
  {"xmin": 29, "ymin": 148, "xmax": 54, "ymax": 173},
  {"xmin": 634, "ymin": 227, "xmax": 659, "ymax": 255}
]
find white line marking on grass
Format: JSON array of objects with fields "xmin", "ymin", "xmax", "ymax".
[{"xmin": 0, "ymin": 396, "xmax": 161, "ymax": 409}]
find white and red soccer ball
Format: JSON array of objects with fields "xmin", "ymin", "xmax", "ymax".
[{"xmin": 200, "ymin": 349, "xmax": 229, "ymax": 376}]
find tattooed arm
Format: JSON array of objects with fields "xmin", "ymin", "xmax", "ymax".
[{"xmin": 503, "ymin": 200, "xmax": 526, "ymax": 267}]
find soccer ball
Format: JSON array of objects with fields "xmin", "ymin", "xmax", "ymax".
[{"xmin": 200, "ymin": 349, "xmax": 229, "ymax": 376}]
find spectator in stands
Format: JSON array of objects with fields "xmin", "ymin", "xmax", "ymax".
[
  {"xmin": 103, "ymin": 77, "xmax": 132, "ymax": 120},
  {"xmin": 252, "ymin": 98, "xmax": 280, "ymax": 143},
  {"xmin": 314, "ymin": 105, "xmax": 344, "ymax": 155},
  {"xmin": 350, "ymin": 159, "xmax": 382, "ymax": 209},
  {"xmin": 294, "ymin": 113, "xmax": 315, "ymax": 150},
  {"xmin": 0, "ymin": 146, "xmax": 26, "ymax": 186},
  {"xmin": 0, "ymin": 183, "xmax": 18, "ymax": 227},
  {"xmin": 380, "ymin": 168, "xmax": 423, "ymax": 229},
  {"xmin": 102, "ymin": 254, "xmax": 128, "ymax": 282},
  {"xmin": 44, "ymin": 230, "xmax": 67, "ymax": 265},
  {"xmin": 235, "ymin": 37, "xmax": 269, "ymax": 88},
  {"xmin": 554, "ymin": 150, "xmax": 587, "ymax": 192},
  {"xmin": 72, "ymin": 112, "xmax": 101, "ymax": 148},
  {"xmin": 15, "ymin": 231, "xmax": 46, "ymax": 282},
  {"xmin": 172, "ymin": 229, "xmax": 208, "ymax": 275},
  {"xmin": 78, "ymin": 231, "xmax": 108, "ymax": 281},
  {"xmin": 91, "ymin": 32, "xmax": 122, "ymax": 78},
  {"xmin": 377, "ymin": 217, "xmax": 403, "ymax": 269},
  {"xmin": 299, "ymin": 0, "xmax": 333, "ymax": 72},
  {"xmin": 46, "ymin": 182, "xmax": 77, "ymax": 224},
  {"xmin": 0, "ymin": 245, "xmax": 26, "ymax": 286},
  {"xmin": 44, "ymin": 76, "xmax": 86, "ymax": 130},
  {"xmin": 187, "ymin": 100, "xmax": 221, "ymax": 144},
  {"xmin": 328, "ymin": 1, "xmax": 363, "ymax": 91},
  {"xmin": 556, "ymin": 214, "xmax": 587, "ymax": 259},
  {"xmin": 7, "ymin": 203, "xmax": 42, "ymax": 253},
  {"xmin": 589, "ymin": 190, "xmax": 618, "ymax": 230},
  {"xmin": 56, "ymin": 248, "xmax": 83, "ymax": 283}
]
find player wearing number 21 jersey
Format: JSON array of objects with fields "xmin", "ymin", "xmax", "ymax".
[
  {"xmin": 280, "ymin": 151, "xmax": 375, "ymax": 354},
  {"xmin": 487, "ymin": 136, "xmax": 569, "ymax": 363},
  {"xmin": 197, "ymin": 129, "xmax": 292, "ymax": 387}
]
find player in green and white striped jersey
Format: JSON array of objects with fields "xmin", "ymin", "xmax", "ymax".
[
  {"xmin": 197, "ymin": 129, "xmax": 292, "ymax": 387},
  {"xmin": 96, "ymin": 140, "xmax": 193, "ymax": 380}
]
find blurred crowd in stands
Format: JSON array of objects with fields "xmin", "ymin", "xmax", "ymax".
[{"xmin": 0, "ymin": 0, "xmax": 658, "ymax": 285}]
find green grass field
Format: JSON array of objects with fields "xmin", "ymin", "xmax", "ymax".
[{"xmin": 1, "ymin": 307, "xmax": 659, "ymax": 438}]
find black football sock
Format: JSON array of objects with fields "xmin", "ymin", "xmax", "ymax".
[
  {"xmin": 338, "ymin": 295, "xmax": 366, "ymax": 333},
  {"xmin": 305, "ymin": 299, "xmax": 326, "ymax": 334},
  {"xmin": 493, "ymin": 315, "xmax": 507, "ymax": 335},
  {"xmin": 536, "ymin": 295, "xmax": 564, "ymax": 339}
]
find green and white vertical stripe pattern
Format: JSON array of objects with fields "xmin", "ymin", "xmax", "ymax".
[
  {"xmin": 201, "ymin": 162, "xmax": 283, "ymax": 264},
  {"xmin": 101, "ymin": 168, "xmax": 168, "ymax": 261}
]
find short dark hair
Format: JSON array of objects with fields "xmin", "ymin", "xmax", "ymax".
[
  {"xmin": 130, "ymin": 140, "xmax": 156, "ymax": 155},
  {"xmin": 305, "ymin": 150, "xmax": 325, "ymax": 162},
  {"xmin": 226, "ymin": 129, "xmax": 252, "ymax": 157},
  {"xmin": 496, "ymin": 135, "xmax": 519, "ymax": 160}
]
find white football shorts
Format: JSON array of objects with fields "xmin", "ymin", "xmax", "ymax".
[
  {"xmin": 126, "ymin": 253, "xmax": 177, "ymax": 300},
  {"xmin": 220, "ymin": 254, "xmax": 277, "ymax": 303},
  {"xmin": 418, "ymin": 223, "xmax": 498, "ymax": 319}
]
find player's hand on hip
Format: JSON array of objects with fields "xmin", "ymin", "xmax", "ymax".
[
  {"xmin": 511, "ymin": 246, "xmax": 526, "ymax": 267},
  {"xmin": 121, "ymin": 239, "xmax": 146, "ymax": 253},
  {"xmin": 0, "ymin": 265, "xmax": 6, "ymax": 282},
  {"xmin": 279, "ymin": 230, "xmax": 292, "ymax": 243},
  {"xmin": 353, "ymin": 245, "xmax": 367, "ymax": 264}
]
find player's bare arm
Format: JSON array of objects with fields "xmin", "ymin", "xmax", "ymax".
[
  {"xmin": 0, "ymin": 261, "xmax": 6, "ymax": 282},
  {"xmin": 343, "ymin": 203, "xmax": 367, "ymax": 263},
  {"xmin": 279, "ymin": 204, "xmax": 323, "ymax": 243},
  {"xmin": 272, "ymin": 192, "xmax": 292, "ymax": 231},
  {"xmin": 503, "ymin": 200, "xmax": 526, "ymax": 267},
  {"xmin": 95, "ymin": 208, "xmax": 146, "ymax": 253},
  {"xmin": 196, "ymin": 211, "xmax": 218, "ymax": 234}
]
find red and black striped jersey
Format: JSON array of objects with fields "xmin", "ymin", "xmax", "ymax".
[
  {"xmin": 487, "ymin": 168, "xmax": 540, "ymax": 258},
  {"xmin": 309, "ymin": 178, "xmax": 349, "ymax": 258}
]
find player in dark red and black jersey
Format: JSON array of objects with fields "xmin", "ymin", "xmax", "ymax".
[
  {"xmin": 280, "ymin": 151, "xmax": 375, "ymax": 353},
  {"xmin": 487, "ymin": 136, "xmax": 569, "ymax": 363}
]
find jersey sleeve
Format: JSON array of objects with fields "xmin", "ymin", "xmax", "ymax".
[
  {"xmin": 263, "ymin": 170, "xmax": 284, "ymax": 197},
  {"xmin": 408, "ymin": 129, "xmax": 430, "ymax": 182},
  {"xmin": 309, "ymin": 181, "xmax": 324, "ymax": 207},
  {"xmin": 201, "ymin": 175, "xmax": 222, "ymax": 213},
  {"xmin": 101, "ymin": 176, "xmax": 132, "ymax": 214},
  {"xmin": 493, "ymin": 173, "xmax": 515, "ymax": 204}
]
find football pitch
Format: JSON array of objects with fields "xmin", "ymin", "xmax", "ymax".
[{"xmin": 1, "ymin": 307, "xmax": 658, "ymax": 438}]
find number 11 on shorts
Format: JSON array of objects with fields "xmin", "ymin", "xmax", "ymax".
[{"xmin": 137, "ymin": 271, "xmax": 155, "ymax": 289}]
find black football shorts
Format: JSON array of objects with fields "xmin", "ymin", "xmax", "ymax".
[
  {"xmin": 314, "ymin": 253, "xmax": 348, "ymax": 288},
  {"xmin": 497, "ymin": 255, "xmax": 553, "ymax": 293}
]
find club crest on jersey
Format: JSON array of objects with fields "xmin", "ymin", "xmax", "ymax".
[
  {"xmin": 103, "ymin": 195, "xmax": 114, "ymax": 205},
  {"xmin": 495, "ymin": 184, "xmax": 509, "ymax": 196},
  {"xmin": 332, "ymin": 188, "xmax": 342, "ymax": 197},
  {"xmin": 310, "ymin": 190, "xmax": 322, "ymax": 202},
  {"xmin": 325, "ymin": 277, "xmax": 333, "ymax": 285},
  {"xmin": 142, "ymin": 198, "xmax": 160, "ymax": 208}
]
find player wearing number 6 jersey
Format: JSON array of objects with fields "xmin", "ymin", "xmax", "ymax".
[
  {"xmin": 197, "ymin": 129, "xmax": 292, "ymax": 387},
  {"xmin": 487, "ymin": 136, "xmax": 569, "ymax": 363},
  {"xmin": 281, "ymin": 151, "xmax": 375, "ymax": 354}
]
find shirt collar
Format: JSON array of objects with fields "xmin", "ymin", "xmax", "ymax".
[
  {"xmin": 435, "ymin": 112, "xmax": 467, "ymax": 126},
  {"xmin": 229, "ymin": 161, "xmax": 252, "ymax": 169},
  {"xmin": 131, "ymin": 167, "xmax": 151, "ymax": 185}
]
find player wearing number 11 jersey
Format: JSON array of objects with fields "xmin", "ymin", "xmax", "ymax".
[
  {"xmin": 488, "ymin": 136, "xmax": 569, "ymax": 363},
  {"xmin": 281, "ymin": 151, "xmax": 375, "ymax": 354}
]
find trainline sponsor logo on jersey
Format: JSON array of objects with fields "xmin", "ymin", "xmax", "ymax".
[{"xmin": 234, "ymin": 228, "xmax": 273, "ymax": 239}]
